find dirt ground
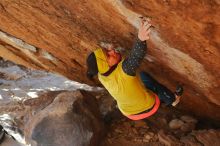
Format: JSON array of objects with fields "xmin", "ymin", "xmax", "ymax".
[{"xmin": 100, "ymin": 103, "xmax": 220, "ymax": 146}]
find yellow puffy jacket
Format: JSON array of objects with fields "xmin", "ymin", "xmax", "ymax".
[{"xmin": 94, "ymin": 48, "xmax": 155, "ymax": 115}]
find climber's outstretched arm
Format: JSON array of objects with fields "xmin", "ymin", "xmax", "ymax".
[{"xmin": 122, "ymin": 18, "xmax": 152, "ymax": 76}]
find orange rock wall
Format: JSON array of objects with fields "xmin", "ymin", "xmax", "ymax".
[{"xmin": 0, "ymin": 0, "xmax": 219, "ymax": 121}]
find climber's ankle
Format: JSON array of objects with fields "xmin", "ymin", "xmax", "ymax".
[{"xmin": 172, "ymin": 95, "xmax": 181, "ymax": 106}]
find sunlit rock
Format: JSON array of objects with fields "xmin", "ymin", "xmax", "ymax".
[{"xmin": 0, "ymin": 0, "xmax": 219, "ymax": 121}]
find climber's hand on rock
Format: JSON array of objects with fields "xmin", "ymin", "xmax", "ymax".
[{"xmin": 138, "ymin": 18, "xmax": 152, "ymax": 41}]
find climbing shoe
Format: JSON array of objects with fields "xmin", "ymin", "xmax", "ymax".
[
  {"xmin": 174, "ymin": 85, "xmax": 184, "ymax": 96},
  {"xmin": 172, "ymin": 85, "xmax": 184, "ymax": 106}
]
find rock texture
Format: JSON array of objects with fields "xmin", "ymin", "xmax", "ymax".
[
  {"xmin": 0, "ymin": 89, "xmax": 105, "ymax": 146},
  {"xmin": 24, "ymin": 90, "xmax": 105, "ymax": 146},
  {"xmin": 0, "ymin": 62, "xmax": 219, "ymax": 146},
  {"xmin": 99, "ymin": 103, "xmax": 220, "ymax": 146},
  {"xmin": 1, "ymin": 135, "xmax": 23, "ymax": 146},
  {"xmin": 100, "ymin": 113, "xmax": 220, "ymax": 146},
  {"xmin": 0, "ymin": 58, "xmax": 101, "ymax": 104},
  {"xmin": 0, "ymin": 0, "xmax": 219, "ymax": 121}
]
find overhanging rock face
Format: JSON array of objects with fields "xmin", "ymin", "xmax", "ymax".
[{"xmin": 0, "ymin": 0, "xmax": 219, "ymax": 121}]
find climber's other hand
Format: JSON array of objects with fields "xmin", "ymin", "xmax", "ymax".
[{"xmin": 138, "ymin": 18, "xmax": 152, "ymax": 41}]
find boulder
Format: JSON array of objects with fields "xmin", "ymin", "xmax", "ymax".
[
  {"xmin": 169, "ymin": 119, "xmax": 184, "ymax": 130},
  {"xmin": 180, "ymin": 115, "xmax": 198, "ymax": 124},
  {"xmin": 24, "ymin": 90, "xmax": 105, "ymax": 146},
  {"xmin": 180, "ymin": 122, "xmax": 195, "ymax": 132}
]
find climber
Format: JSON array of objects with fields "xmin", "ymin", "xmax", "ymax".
[{"xmin": 86, "ymin": 17, "xmax": 183, "ymax": 120}]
